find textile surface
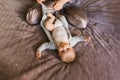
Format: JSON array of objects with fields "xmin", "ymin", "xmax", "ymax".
[{"xmin": 0, "ymin": 0, "xmax": 120, "ymax": 80}]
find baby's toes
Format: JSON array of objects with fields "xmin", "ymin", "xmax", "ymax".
[{"xmin": 35, "ymin": 51, "xmax": 41, "ymax": 59}]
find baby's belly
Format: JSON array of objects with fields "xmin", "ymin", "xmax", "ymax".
[{"xmin": 52, "ymin": 27, "xmax": 69, "ymax": 47}]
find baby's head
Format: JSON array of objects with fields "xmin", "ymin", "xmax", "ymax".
[{"xmin": 58, "ymin": 42, "xmax": 76, "ymax": 63}]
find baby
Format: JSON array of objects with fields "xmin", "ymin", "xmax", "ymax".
[
  {"xmin": 36, "ymin": 13, "xmax": 75, "ymax": 63},
  {"xmin": 35, "ymin": 3, "xmax": 90, "ymax": 63},
  {"xmin": 26, "ymin": 0, "xmax": 90, "ymax": 63}
]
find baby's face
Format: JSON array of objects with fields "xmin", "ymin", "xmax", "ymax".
[{"xmin": 58, "ymin": 42, "xmax": 76, "ymax": 63}]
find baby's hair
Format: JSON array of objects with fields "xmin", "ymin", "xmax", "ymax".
[{"xmin": 61, "ymin": 51, "xmax": 76, "ymax": 63}]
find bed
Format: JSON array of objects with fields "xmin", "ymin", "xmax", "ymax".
[{"xmin": 0, "ymin": 0, "xmax": 120, "ymax": 80}]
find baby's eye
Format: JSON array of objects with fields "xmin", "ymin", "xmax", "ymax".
[
  {"xmin": 61, "ymin": 50, "xmax": 64, "ymax": 53},
  {"xmin": 60, "ymin": 49, "xmax": 64, "ymax": 53},
  {"xmin": 67, "ymin": 48, "xmax": 70, "ymax": 50}
]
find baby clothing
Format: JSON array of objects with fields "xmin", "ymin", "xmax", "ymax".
[{"xmin": 52, "ymin": 19, "xmax": 69, "ymax": 48}]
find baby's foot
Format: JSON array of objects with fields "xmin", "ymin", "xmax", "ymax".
[
  {"xmin": 84, "ymin": 36, "xmax": 91, "ymax": 42},
  {"xmin": 35, "ymin": 51, "xmax": 41, "ymax": 59}
]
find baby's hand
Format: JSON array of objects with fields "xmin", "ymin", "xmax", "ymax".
[
  {"xmin": 84, "ymin": 36, "xmax": 91, "ymax": 42},
  {"xmin": 35, "ymin": 50, "xmax": 41, "ymax": 59},
  {"xmin": 47, "ymin": 13, "xmax": 55, "ymax": 19},
  {"xmin": 36, "ymin": 0, "xmax": 46, "ymax": 4},
  {"xmin": 53, "ymin": 0, "xmax": 69, "ymax": 10}
]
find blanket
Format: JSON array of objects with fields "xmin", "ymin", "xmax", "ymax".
[{"xmin": 0, "ymin": 0, "xmax": 120, "ymax": 80}]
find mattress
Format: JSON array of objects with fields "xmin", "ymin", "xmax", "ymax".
[{"xmin": 0, "ymin": 0, "xmax": 120, "ymax": 80}]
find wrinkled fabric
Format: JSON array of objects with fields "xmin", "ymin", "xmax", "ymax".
[{"xmin": 0, "ymin": 0, "xmax": 120, "ymax": 80}]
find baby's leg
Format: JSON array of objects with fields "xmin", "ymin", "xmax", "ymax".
[
  {"xmin": 71, "ymin": 36, "xmax": 90, "ymax": 47},
  {"xmin": 44, "ymin": 13, "xmax": 56, "ymax": 31}
]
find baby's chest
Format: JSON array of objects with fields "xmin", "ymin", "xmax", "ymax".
[{"xmin": 52, "ymin": 27, "xmax": 67, "ymax": 38}]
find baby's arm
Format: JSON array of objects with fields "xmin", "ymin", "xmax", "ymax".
[
  {"xmin": 36, "ymin": 42, "xmax": 56, "ymax": 59},
  {"xmin": 44, "ymin": 13, "xmax": 56, "ymax": 31}
]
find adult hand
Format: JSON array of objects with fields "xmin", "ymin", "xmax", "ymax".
[
  {"xmin": 36, "ymin": 0, "xmax": 46, "ymax": 4},
  {"xmin": 53, "ymin": 0, "xmax": 69, "ymax": 10}
]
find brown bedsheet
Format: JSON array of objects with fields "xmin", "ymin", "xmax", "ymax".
[{"xmin": 0, "ymin": 0, "xmax": 120, "ymax": 80}]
